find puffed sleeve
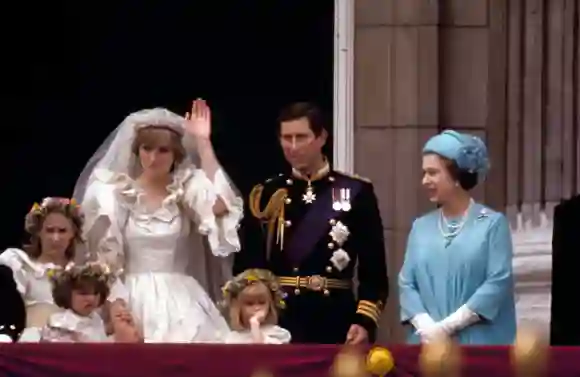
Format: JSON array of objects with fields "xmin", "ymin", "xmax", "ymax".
[
  {"xmin": 40, "ymin": 325, "xmax": 78, "ymax": 343},
  {"xmin": 81, "ymin": 173, "xmax": 129, "ymax": 302},
  {"xmin": 182, "ymin": 167, "xmax": 243, "ymax": 257},
  {"xmin": 262, "ymin": 325, "xmax": 291, "ymax": 344},
  {"xmin": 0, "ymin": 248, "xmax": 31, "ymax": 295}
]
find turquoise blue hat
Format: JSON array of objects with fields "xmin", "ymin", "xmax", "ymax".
[{"xmin": 423, "ymin": 130, "xmax": 490, "ymax": 179}]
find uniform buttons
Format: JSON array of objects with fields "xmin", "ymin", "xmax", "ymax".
[
  {"xmin": 293, "ymin": 267, "xmax": 299, "ymax": 273},
  {"xmin": 323, "ymin": 289, "xmax": 330, "ymax": 296},
  {"xmin": 285, "ymin": 220, "xmax": 292, "ymax": 227},
  {"xmin": 286, "ymin": 179, "xmax": 293, "ymax": 185},
  {"xmin": 285, "ymin": 197, "xmax": 292, "ymax": 204},
  {"xmin": 294, "ymin": 289, "xmax": 300, "ymax": 295},
  {"xmin": 328, "ymin": 242, "xmax": 334, "ymax": 249},
  {"xmin": 329, "ymin": 219, "xmax": 336, "ymax": 225},
  {"xmin": 326, "ymin": 266, "xmax": 332, "ymax": 273}
]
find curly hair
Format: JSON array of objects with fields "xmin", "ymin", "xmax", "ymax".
[
  {"xmin": 50, "ymin": 262, "xmax": 114, "ymax": 310},
  {"xmin": 23, "ymin": 197, "xmax": 84, "ymax": 260},
  {"xmin": 221, "ymin": 269, "xmax": 286, "ymax": 331}
]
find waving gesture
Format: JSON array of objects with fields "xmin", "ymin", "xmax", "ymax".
[{"xmin": 185, "ymin": 99, "xmax": 212, "ymax": 139}]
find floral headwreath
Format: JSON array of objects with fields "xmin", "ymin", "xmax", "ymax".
[
  {"xmin": 48, "ymin": 261, "xmax": 117, "ymax": 288},
  {"xmin": 28, "ymin": 197, "xmax": 81, "ymax": 217},
  {"xmin": 221, "ymin": 269, "xmax": 286, "ymax": 310}
]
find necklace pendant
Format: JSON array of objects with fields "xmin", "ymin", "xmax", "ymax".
[
  {"xmin": 302, "ymin": 186, "xmax": 316, "ymax": 204},
  {"xmin": 444, "ymin": 237, "xmax": 452, "ymax": 248}
]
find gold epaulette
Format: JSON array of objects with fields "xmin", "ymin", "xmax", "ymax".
[
  {"xmin": 248, "ymin": 182, "xmax": 287, "ymax": 221},
  {"xmin": 356, "ymin": 300, "xmax": 382, "ymax": 325},
  {"xmin": 335, "ymin": 170, "xmax": 371, "ymax": 183},
  {"xmin": 248, "ymin": 180, "xmax": 288, "ymax": 252}
]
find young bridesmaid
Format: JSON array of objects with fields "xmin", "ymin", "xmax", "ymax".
[
  {"xmin": 40, "ymin": 262, "xmax": 141, "ymax": 343},
  {"xmin": 221, "ymin": 269, "xmax": 290, "ymax": 344}
]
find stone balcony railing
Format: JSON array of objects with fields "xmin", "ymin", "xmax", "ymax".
[{"xmin": 510, "ymin": 210, "xmax": 552, "ymax": 335}]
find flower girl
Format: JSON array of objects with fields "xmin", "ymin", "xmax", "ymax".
[
  {"xmin": 221, "ymin": 269, "xmax": 290, "ymax": 344},
  {"xmin": 40, "ymin": 262, "xmax": 141, "ymax": 343}
]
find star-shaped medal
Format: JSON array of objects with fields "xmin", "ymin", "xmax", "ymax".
[{"xmin": 302, "ymin": 187, "xmax": 316, "ymax": 204}]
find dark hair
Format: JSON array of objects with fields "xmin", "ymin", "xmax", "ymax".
[
  {"xmin": 442, "ymin": 158, "xmax": 479, "ymax": 191},
  {"xmin": 52, "ymin": 275, "xmax": 110, "ymax": 310},
  {"xmin": 24, "ymin": 198, "xmax": 84, "ymax": 261},
  {"xmin": 277, "ymin": 102, "xmax": 326, "ymax": 137}
]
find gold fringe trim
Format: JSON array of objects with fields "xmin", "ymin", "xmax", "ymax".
[{"xmin": 249, "ymin": 184, "xmax": 288, "ymax": 253}]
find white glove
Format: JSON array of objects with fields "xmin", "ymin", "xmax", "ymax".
[
  {"xmin": 0, "ymin": 334, "xmax": 13, "ymax": 343},
  {"xmin": 411, "ymin": 313, "xmax": 448, "ymax": 344},
  {"xmin": 438, "ymin": 305, "xmax": 479, "ymax": 334},
  {"xmin": 411, "ymin": 313, "xmax": 436, "ymax": 330},
  {"xmin": 416, "ymin": 323, "xmax": 450, "ymax": 343}
]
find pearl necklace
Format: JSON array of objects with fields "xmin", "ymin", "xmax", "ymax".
[{"xmin": 438, "ymin": 199, "xmax": 474, "ymax": 247}]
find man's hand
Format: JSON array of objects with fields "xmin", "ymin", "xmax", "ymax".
[{"xmin": 345, "ymin": 324, "xmax": 368, "ymax": 345}]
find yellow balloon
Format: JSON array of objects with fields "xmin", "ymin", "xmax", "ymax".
[{"xmin": 366, "ymin": 347, "xmax": 395, "ymax": 376}]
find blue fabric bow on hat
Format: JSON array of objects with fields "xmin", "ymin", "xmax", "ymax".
[{"xmin": 422, "ymin": 130, "xmax": 490, "ymax": 179}]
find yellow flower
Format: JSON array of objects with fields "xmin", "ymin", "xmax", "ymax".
[
  {"xmin": 31, "ymin": 203, "xmax": 40, "ymax": 212},
  {"xmin": 246, "ymin": 274, "xmax": 258, "ymax": 282}
]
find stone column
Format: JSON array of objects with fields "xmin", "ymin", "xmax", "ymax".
[{"xmin": 354, "ymin": 0, "xmax": 441, "ymax": 343}]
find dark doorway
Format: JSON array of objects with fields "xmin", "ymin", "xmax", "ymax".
[{"xmin": 3, "ymin": 1, "xmax": 334, "ymax": 248}]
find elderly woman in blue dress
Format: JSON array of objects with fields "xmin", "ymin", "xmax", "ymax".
[{"xmin": 398, "ymin": 130, "xmax": 516, "ymax": 345}]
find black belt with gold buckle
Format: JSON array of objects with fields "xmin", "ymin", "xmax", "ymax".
[{"xmin": 278, "ymin": 275, "xmax": 351, "ymax": 294}]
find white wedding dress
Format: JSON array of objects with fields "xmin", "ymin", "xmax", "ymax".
[{"xmin": 82, "ymin": 166, "xmax": 242, "ymax": 343}]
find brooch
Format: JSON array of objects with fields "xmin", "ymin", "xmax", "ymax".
[{"xmin": 329, "ymin": 221, "xmax": 351, "ymax": 271}]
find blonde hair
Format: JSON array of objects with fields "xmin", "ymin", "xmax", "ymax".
[{"xmin": 221, "ymin": 269, "xmax": 286, "ymax": 331}]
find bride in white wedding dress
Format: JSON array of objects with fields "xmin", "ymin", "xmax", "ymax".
[{"xmin": 73, "ymin": 100, "xmax": 242, "ymax": 343}]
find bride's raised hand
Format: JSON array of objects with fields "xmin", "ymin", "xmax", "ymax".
[{"xmin": 185, "ymin": 98, "xmax": 211, "ymax": 139}]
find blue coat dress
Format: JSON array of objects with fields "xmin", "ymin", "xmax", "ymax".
[{"xmin": 398, "ymin": 203, "xmax": 516, "ymax": 345}]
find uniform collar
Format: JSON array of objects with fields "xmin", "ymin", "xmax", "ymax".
[{"xmin": 291, "ymin": 160, "xmax": 330, "ymax": 182}]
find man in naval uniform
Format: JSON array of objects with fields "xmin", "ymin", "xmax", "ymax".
[{"xmin": 235, "ymin": 102, "xmax": 389, "ymax": 344}]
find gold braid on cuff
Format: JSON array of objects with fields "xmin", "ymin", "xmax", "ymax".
[{"xmin": 356, "ymin": 300, "xmax": 382, "ymax": 325}]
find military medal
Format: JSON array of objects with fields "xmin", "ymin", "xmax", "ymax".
[
  {"xmin": 302, "ymin": 182, "xmax": 316, "ymax": 204},
  {"xmin": 332, "ymin": 188, "xmax": 342, "ymax": 211},
  {"xmin": 340, "ymin": 188, "xmax": 351, "ymax": 212}
]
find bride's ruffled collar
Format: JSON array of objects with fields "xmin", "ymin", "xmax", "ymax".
[{"xmin": 93, "ymin": 167, "xmax": 193, "ymax": 223}]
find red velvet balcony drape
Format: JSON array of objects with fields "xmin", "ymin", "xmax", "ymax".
[{"xmin": 0, "ymin": 344, "xmax": 579, "ymax": 377}]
